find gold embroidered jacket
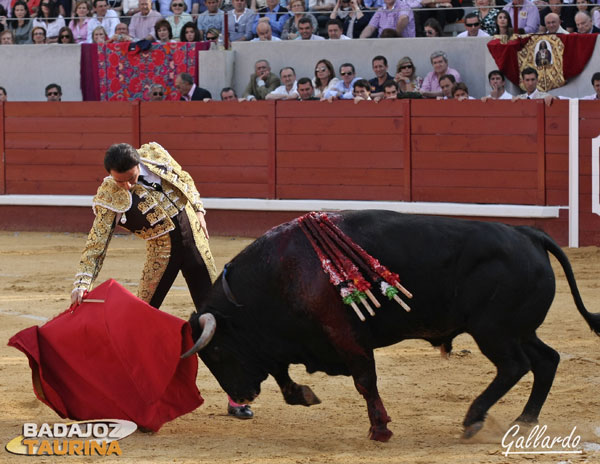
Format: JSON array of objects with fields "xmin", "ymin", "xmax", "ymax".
[{"xmin": 73, "ymin": 142, "xmax": 217, "ymax": 293}]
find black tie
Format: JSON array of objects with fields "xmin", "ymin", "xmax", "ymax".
[{"xmin": 139, "ymin": 176, "xmax": 162, "ymax": 192}]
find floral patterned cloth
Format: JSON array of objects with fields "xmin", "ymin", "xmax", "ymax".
[{"xmin": 81, "ymin": 42, "xmax": 209, "ymax": 101}]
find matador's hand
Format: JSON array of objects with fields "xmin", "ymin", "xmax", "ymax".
[
  {"xmin": 71, "ymin": 288, "xmax": 85, "ymax": 305},
  {"xmin": 197, "ymin": 211, "xmax": 210, "ymax": 240}
]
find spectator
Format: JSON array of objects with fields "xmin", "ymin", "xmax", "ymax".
[
  {"xmin": 226, "ymin": 0, "xmax": 255, "ymax": 42},
  {"xmin": 129, "ymin": 0, "xmax": 161, "ymax": 40},
  {"xmin": 416, "ymin": 0, "xmax": 463, "ymax": 36},
  {"xmin": 108, "ymin": 22, "xmax": 133, "ymax": 41},
  {"xmin": 495, "ymin": 9, "xmax": 513, "ymax": 37},
  {"xmin": 155, "ymin": 0, "xmax": 188, "ymax": 17},
  {"xmin": 326, "ymin": 17, "xmax": 350, "ymax": 38},
  {"xmin": 45, "ymin": 83, "xmax": 62, "ymax": 101},
  {"xmin": 251, "ymin": 19, "xmax": 282, "ymax": 40},
  {"xmin": 544, "ymin": 12, "xmax": 568, "ymax": 34},
  {"xmin": 539, "ymin": 0, "xmax": 575, "ymax": 33},
  {"xmin": 457, "ymin": 11, "xmax": 490, "ymax": 36},
  {"xmin": 581, "ymin": 72, "xmax": 600, "ymax": 100},
  {"xmin": 204, "ymin": 25, "xmax": 219, "ymax": 43},
  {"xmin": 297, "ymin": 77, "xmax": 318, "ymax": 100},
  {"xmin": 295, "ymin": 15, "xmax": 325, "ymax": 38},
  {"xmin": 383, "ymin": 79, "xmax": 399, "ymax": 99},
  {"xmin": 309, "ymin": 0, "xmax": 336, "ymax": 34},
  {"xmin": 149, "ymin": 84, "xmax": 165, "ymax": 100},
  {"xmin": 482, "ymin": 69, "xmax": 512, "ymax": 100},
  {"xmin": 394, "ymin": 56, "xmax": 422, "ymax": 93},
  {"xmin": 31, "ymin": 25, "xmax": 47, "ymax": 43},
  {"xmin": 154, "ymin": 18, "xmax": 175, "ymax": 41},
  {"xmin": 167, "ymin": 0, "xmax": 193, "ymax": 40},
  {"xmin": 9, "ymin": 1, "xmax": 33, "ymax": 44},
  {"xmin": 312, "ymin": 58, "xmax": 339, "ymax": 98},
  {"xmin": 329, "ymin": 0, "xmax": 371, "ymax": 38},
  {"xmin": 474, "ymin": 0, "xmax": 498, "ymax": 35},
  {"xmin": 423, "ymin": 17, "xmax": 441, "ymax": 36},
  {"xmin": 360, "ymin": 0, "xmax": 415, "ymax": 37},
  {"xmin": 421, "ymin": 50, "xmax": 461, "ymax": 98},
  {"xmin": 502, "ymin": 0, "xmax": 539, "ymax": 34},
  {"xmin": 220, "ymin": 87, "xmax": 237, "ymax": 100},
  {"xmin": 33, "ymin": 0, "xmax": 66, "ymax": 43},
  {"xmin": 252, "ymin": 0, "xmax": 289, "ymax": 38},
  {"xmin": 197, "ymin": 0, "xmax": 223, "ymax": 37},
  {"xmin": 281, "ymin": 0, "xmax": 317, "ymax": 39},
  {"xmin": 243, "ymin": 59, "xmax": 280, "ymax": 100},
  {"xmin": 352, "ymin": 79, "xmax": 371, "ymax": 103},
  {"xmin": 69, "ymin": 0, "xmax": 92, "ymax": 43},
  {"xmin": 87, "ymin": 0, "xmax": 119, "ymax": 42},
  {"xmin": 575, "ymin": 10, "xmax": 600, "ymax": 33},
  {"xmin": 57, "ymin": 25, "xmax": 74, "ymax": 42},
  {"xmin": 1, "ymin": 29, "xmax": 15, "ymax": 43},
  {"xmin": 512, "ymin": 67, "xmax": 556, "ymax": 106},
  {"xmin": 368, "ymin": 55, "xmax": 393, "ymax": 99},
  {"xmin": 175, "ymin": 72, "xmax": 212, "ymax": 100},
  {"xmin": 123, "ymin": 0, "xmax": 141, "ymax": 18},
  {"xmin": 379, "ymin": 27, "xmax": 397, "ymax": 36},
  {"xmin": 0, "ymin": 86, "xmax": 6, "ymax": 101},
  {"xmin": 179, "ymin": 20, "xmax": 200, "ymax": 40},
  {"xmin": 452, "ymin": 82, "xmax": 473, "ymax": 100},
  {"xmin": 323, "ymin": 62, "xmax": 360, "ymax": 100},
  {"xmin": 266, "ymin": 67, "xmax": 299, "ymax": 100},
  {"xmin": 91, "ymin": 24, "xmax": 108, "ymax": 41},
  {"xmin": 437, "ymin": 74, "xmax": 455, "ymax": 99},
  {"xmin": 105, "ymin": 0, "xmax": 123, "ymax": 18}
]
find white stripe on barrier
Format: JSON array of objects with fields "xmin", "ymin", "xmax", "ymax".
[
  {"xmin": 569, "ymin": 99, "xmax": 579, "ymax": 248},
  {"xmin": 0, "ymin": 194, "xmax": 562, "ymax": 218}
]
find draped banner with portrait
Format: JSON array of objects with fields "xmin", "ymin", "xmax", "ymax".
[{"xmin": 487, "ymin": 34, "xmax": 597, "ymax": 92}]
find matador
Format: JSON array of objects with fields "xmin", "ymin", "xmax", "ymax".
[{"xmin": 71, "ymin": 142, "xmax": 253, "ymax": 419}]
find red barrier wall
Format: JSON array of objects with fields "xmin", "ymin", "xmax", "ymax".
[{"xmin": 0, "ymin": 100, "xmax": 599, "ymax": 245}]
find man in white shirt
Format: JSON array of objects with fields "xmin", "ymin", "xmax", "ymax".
[
  {"xmin": 581, "ymin": 72, "xmax": 600, "ymax": 100},
  {"xmin": 456, "ymin": 12, "xmax": 490, "ymax": 37},
  {"xmin": 295, "ymin": 16, "xmax": 325, "ymax": 39},
  {"xmin": 512, "ymin": 67, "xmax": 556, "ymax": 106},
  {"xmin": 482, "ymin": 70, "xmax": 513, "ymax": 101},
  {"xmin": 323, "ymin": 63, "xmax": 360, "ymax": 100},
  {"xmin": 544, "ymin": 12, "xmax": 568, "ymax": 34},
  {"xmin": 327, "ymin": 18, "xmax": 351, "ymax": 39},
  {"xmin": 266, "ymin": 67, "xmax": 299, "ymax": 100},
  {"xmin": 129, "ymin": 0, "xmax": 162, "ymax": 40},
  {"xmin": 87, "ymin": 0, "xmax": 120, "ymax": 42}
]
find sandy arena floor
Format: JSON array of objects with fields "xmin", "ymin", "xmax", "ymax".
[{"xmin": 1, "ymin": 230, "xmax": 599, "ymax": 464}]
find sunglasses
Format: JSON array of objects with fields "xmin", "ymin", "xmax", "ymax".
[
  {"xmin": 60, "ymin": 34, "xmax": 70, "ymax": 38},
  {"xmin": 153, "ymin": 92, "xmax": 164, "ymax": 96},
  {"xmin": 46, "ymin": 91, "xmax": 59, "ymax": 96},
  {"xmin": 315, "ymin": 67, "xmax": 327, "ymax": 72},
  {"xmin": 206, "ymin": 35, "xmax": 217, "ymax": 40},
  {"xmin": 340, "ymin": 71, "xmax": 353, "ymax": 76},
  {"xmin": 41, "ymin": 2, "xmax": 49, "ymax": 6},
  {"xmin": 400, "ymin": 64, "xmax": 413, "ymax": 69},
  {"xmin": 465, "ymin": 22, "xmax": 480, "ymax": 27},
  {"xmin": 33, "ymin": 31, "xmax": 45, "ymax": 35}
]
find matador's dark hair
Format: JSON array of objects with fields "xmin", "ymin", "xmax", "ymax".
[{"xmin": 104, "ymin": 143, "xmax": 140, "ymax": 173}]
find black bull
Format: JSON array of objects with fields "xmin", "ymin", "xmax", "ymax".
[{"xmin": 185, "ymin": 210, "xmax": 600, "ymax": 442}]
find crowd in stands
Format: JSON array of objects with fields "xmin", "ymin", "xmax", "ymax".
[
  {"xmin": 0, "ymin": 0, "xmax": 599, "ymax": 101},
  {"xmin": 1, "ymin": 0, "xmax": 599, "ymax": 44}
]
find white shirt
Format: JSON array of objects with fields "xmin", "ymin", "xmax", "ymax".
[
  {"xmin": 33, "ymin": 15, "xmax": 66, "ymax": 39},
  {"xmin": 294, "ymin": 34, "xmax": 325, "ymax": 40},
  {"xmin": 456, "ymin": 29, "xmax": 490, "ymax": 37},
  {"xmin": 268, "ymin": 81, "xmax": 298, "ymax": 97},
  {"xmin": 329, "ymin": 34, "xmax": 351, "ymax": 39},
  {"xmin": 87, "ymin": 9, "xmax": 120, "ymax": 42},
  {"xmin": 581, "ymin": 93, "xmax": 600, "ymax": 100},
  {"xmin": 485, "ymin": 89, "xmax": 513, "ymax": 100},
  {"xmin": 250, "ymin": 36, "xmax": 282, "ymax": 41}
]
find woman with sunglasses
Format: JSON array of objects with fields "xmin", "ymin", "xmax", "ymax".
[
  {"xmin": 394, "ymin": 57, "xmax": 422, "ymax": 94},
  {"xmin": 32, "ymin": 0, "xmax": 65, "ymax": 43},
  {"xmin": 312, "ymin": 58, "xmax": 339, "ymax": 99},
  {"xmin": 423, "ymin": 17, "xmax": 441, "ymax": 36},
  {"xmin": 167, "ymin": 0, "xmax": 192, "ymax": 40},
  {"xmin": 9, "ymin": 0, "xmax": 33, "ymax": 44},
  {"xmin": 31, "ymin": 24, "xmax": 46, "ymax": 42},
  {"xmin": 179, "ymin": 20, "xmax": 200, "ymax": 40},
  {"xmin": 69, "ymin": 0, "xmax": 92, "ymax": 43},
  {"xmin": 57, "ymin": 25, "xmax": 75, "ymax": 42}
]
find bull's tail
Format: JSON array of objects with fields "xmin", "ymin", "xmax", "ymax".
[{"xmin": 523, "ymin": 227, "xmax": 600, "ymax": 336}]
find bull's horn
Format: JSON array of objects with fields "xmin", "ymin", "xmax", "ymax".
[{"xmin": 181, "ymin": 313, "xmax": 216, "ymax": 359}]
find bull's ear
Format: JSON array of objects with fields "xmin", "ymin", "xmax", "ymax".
[{"xmin": 181, "ymin": 313, "xmax": 216, "ymax": 359}]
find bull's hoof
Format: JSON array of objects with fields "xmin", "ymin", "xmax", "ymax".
[
  {"xmin": 368, "ymin": 426, "xmax": 393, "ymax": 442},
  {"xmin": 283, "ymin": 385, "xmax": 321, "ymax": 406},
  {"xmin": 300, "ymin": 385, "xmax": 321, "ymax": 406},
  {"xmin": 462, "ymin": 421, "xmax": 484, "ymax": 439}
]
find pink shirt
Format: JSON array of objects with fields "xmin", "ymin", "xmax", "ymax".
[
  {"xmin": 69, "ymin": 18, "xmax": 91, "ymax": 44},
  {"xmin": 421, "ymin": 66, "xmax": 461, "ymax": 93}
]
